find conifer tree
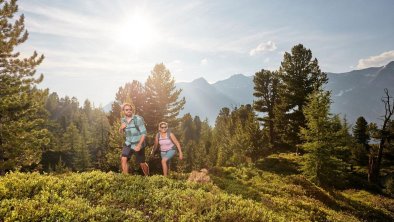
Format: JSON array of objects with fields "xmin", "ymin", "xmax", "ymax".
[
  {"xmin": 73, "ymin": 113, "xmax": 92, "ymax": 171},
  {"xmin": 105, "ymin": 120, "xmax": 124, "ymax": 171},
  {"xmin": 199, "ymin": 118, "xmax": 214, "ymax": 168},
  {"xmin": 108, "ymin": 80, "xmax": 145, "ymax": 126},
  {"xmin": 62, "ymin": 123, "xmax": 83, "ymax": 170},
  {"xmin": 253, "ymin": 69, "xmax": 279, "ymax": 147},
  {"xmin": 193, "ymin": 116, "xmax": 202, "ymax": 141},
  {"xmin": 213, "ymin": 108, "xmax": 232, "ymax": 166},
  {"xmin": 0, "ymin": 0, "xmax": 49, "ymax": 173},
  {"xmin": 300, "ymin": 90, "xmax": 348, "ymax": 186},
  {"xmin": 279, "ymin": 44, "xmax": 328, "ymax": 146},
  {"xmin": 144, "ymin": 63, "xmax": 185, "ymax": 132},
  {"xmin": 180, "ymin": 113, "xmax": 195, "ymax": 144},
  {"xmin": 353, "ymin": 116, "xmax": 370, "ymax": 150},
  {"xmin": 90, "ymin": 108, "xmax": 110, "ymax": 170},
  {"xmin": 351, "ymin": 116, "xmax": 370, "ymax": 165}
]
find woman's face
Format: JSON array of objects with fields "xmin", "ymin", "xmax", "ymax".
[{"xmin": 159, "ymin": 124, "xmax": 168, "ymax": 132}]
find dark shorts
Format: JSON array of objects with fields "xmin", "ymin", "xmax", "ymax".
[{"xmin": 121, "ymin": 145, "xmax": 146, "ymax": 164}]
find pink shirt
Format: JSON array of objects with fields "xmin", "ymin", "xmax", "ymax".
[{"xmin": 159, "ymin": 133, "xmax": 175, "ymax": 151}]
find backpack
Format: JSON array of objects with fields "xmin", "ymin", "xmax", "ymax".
[
  {"xmin": 133, "ymin": 115, "xmax": 147, "ymax": 147},
  {"xmin": 156, "ymin": 130, "xmax": 174, "ymax": 151}
]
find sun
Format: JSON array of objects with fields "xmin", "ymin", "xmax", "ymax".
[{"xmin": 115, "ymin": 11, "xmax": 157, "ymax": 51}]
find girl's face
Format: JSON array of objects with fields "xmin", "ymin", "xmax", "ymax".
[{"xmin": 159, "ymin": 124, "xmax": 168, "ymax": 132}]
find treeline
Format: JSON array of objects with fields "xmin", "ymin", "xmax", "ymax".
[{"xmin": 1, "ymin": 0, "xmax": 393, "ymax": 191}]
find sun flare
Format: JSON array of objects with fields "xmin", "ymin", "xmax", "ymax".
[{"xmin": 115, "ymin": 11, "xmax": 157, "ymax": 51}]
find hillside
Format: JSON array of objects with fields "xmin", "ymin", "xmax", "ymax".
[
  {"xmin": 176, "ymin": 61, "xmax": 394, "ymax": 124},
  {"xmin": 1, "ymin": 155, "xmax": 393, "ymax": 221}
]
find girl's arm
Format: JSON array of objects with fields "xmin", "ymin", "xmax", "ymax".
[{"xmin": 170, "ymin": 133, "xmax": 183, "ymax": 160}]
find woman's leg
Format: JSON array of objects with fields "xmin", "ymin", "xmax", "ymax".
[{"xmin": 161, "ymin": 158, "xmax": 169, "ymax": 176}]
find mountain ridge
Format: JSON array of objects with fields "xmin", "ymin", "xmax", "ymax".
[
  {"xmin": 177, "ymin": 61, "xmax": 394, "ymax": 125},
  {"xmin": 104, "ymin": 61, "xmax": 394, "ymax": 125}
]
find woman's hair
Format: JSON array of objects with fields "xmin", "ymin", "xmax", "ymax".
[{"xmin": 158, "ymin": 121, "xmax": 168, "ymax": 130}]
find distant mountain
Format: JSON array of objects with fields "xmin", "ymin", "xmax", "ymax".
[
  {"xmin": 177, "ymin": 61, "xmax": 394, "ymax": 125},
  {"xmin": 212, "ymin": 74, "xmax": 254, "ymax": 104},
  {"xmin": 176, "ymin": 78, "xmax": 240, "ymax": 123},
  {"xmin": 327, "ymin": 61, "xmax": 394, "ymax": 124}
]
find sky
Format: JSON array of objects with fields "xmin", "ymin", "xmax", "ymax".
[{"xmin": 15, "ymin": 0, "xmax": 394, "ymax": 106}]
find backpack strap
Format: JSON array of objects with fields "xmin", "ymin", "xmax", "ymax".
[
  {"xmin": 133, "ymin": 115, "xmax": 146, "ymax": 147},
  {"xmin": 157, "ymin": 130, "xmax": 173, "ymax": 142},
  {"xmin": 133, "ymin": 115, "xmax": 141, "ymax": 134}
]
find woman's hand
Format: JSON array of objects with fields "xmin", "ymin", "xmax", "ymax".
[{"xmin": 179, "ymin": 152, "xmax": 183, "ymax": 160}]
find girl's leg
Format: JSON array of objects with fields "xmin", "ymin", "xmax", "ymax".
[{"xmin": 161, "ymin": 158, "xmax": 169, "ymax": 176}]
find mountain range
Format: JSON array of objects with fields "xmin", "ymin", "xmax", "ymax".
[{"xmin": 176, "ymin": 61, "xmax": 394, "ymax": 125}]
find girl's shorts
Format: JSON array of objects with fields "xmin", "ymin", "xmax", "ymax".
[{"xmin": 161, "ymin": 148, "xmax": 176, "ymax": 160}]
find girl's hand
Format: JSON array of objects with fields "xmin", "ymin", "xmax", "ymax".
[{"xmin": 179, "ymin": 152, "xmax": 183, "ymax": 160}]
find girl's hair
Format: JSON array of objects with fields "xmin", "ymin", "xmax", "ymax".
[{"xmin": 158, "ymin": 121, "xmax": 168, "ymax": 130}]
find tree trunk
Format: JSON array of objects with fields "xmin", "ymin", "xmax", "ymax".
[
  {"xmin": 367, "ymin": 88, "xmax": 393, "ymax": 185},
  {"xmin": 368, "ymin": 137, "xmax": 387, "ymax": 183},
  {"xmin": 368, "ymin": 155, "xmax": 378, "ymax": 184},
  {"xmin": 0, "ymin": 136, "xmax": 4, "ymax": 175}
]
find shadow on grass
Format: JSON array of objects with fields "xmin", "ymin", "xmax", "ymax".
[
  {"xmin": 210, "ymin": 175, "xmax": 263, "ymax": 201},
  {"xmin": 330, "ymin": 191, "xmax": 394, "ymax": 222},
  {"xmin": 255, "ymin": 156, "xmax": 301, "ymax": 175}
]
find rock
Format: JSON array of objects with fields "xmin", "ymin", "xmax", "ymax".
[{"xmin": 187, "ymin": 168, "xmax": 211, "ymax": 183}]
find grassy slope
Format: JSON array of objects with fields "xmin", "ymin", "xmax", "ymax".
[{"xmin": 0, "ymin": 154, "xmax": 393, "ymax": 221}]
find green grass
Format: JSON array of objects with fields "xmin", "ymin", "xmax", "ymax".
[{"xmin": 1, "ymin": 153, "xmax": 393, "ymax": 221}]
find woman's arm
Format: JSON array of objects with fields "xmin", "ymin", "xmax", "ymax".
[{"xmin": 170, "ymin": 133, "xmax": 183, "ymax": 160}]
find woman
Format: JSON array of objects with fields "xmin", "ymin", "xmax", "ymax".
[{"xmin": 151, "ymin": 122, "xmax": 183, "ymax": 176}]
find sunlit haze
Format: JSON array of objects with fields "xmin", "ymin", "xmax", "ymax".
[
  {"xmin": 17, "ymin": 0, "xmax": 394, "ymax": 106},
  {"xmin": 114, "ymin": 9, "xmax": 158, "ymax": 51}
]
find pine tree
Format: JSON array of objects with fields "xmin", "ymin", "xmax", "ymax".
[
  {"xmin": 253, "ymin": 69, "xmax": 279, "ymax": 147},
  {"xmin": 213, "ymin": 108, "xmax": 232, "ymax": 166},
  {"xmin": 279, "ymin": 44, "xmax": 328, "ymax": 146},
  {"xmin": 105, "ymin": 120, "xmax": 124, "ymax": 171},
  {"xmin": 353, "ymin": 116, "xmax": 370, "ymax": 150},
  {"xmin": 108, "ymin": 80, "xmax": 145, "ymax": 126},
  {"xmin": 193, "ymin": 116, "xmax": 202, "ymax": 141},
  {"xmin": 300, "ymin": 90, "xmax": 348, "ymax": 187},
  {"xmin": 0, "ymin": 0, "xmax": 50, "ymax": 173},
  {"xmin": 352, "ymin": 116, "xmax": 370, "ymax": 165},
  {"xmin": 144, "ymin": 63, "xmax": 185, "ymax": 132},
  {"xmin": 73, "ymin": 113, "xmax": 91, "ymax": 171},
  {"xmin": 62, "ymin": 123, "xmax": 83, "ymax": 170},
  {"xmin": 90, "ymin": 108, "xmax": 110, "ymax": 170},
  {"xmin": 200, "ymin": 118, "xmax": 213, "ymax": 168},
  {"xmin": 180, "ymin": 113, "xmax": 195, "ymax": 144}
]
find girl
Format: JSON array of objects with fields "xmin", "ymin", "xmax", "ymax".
[{"xmin": 152, "ymin": 122, "xmax": 183, "ymax": 176}]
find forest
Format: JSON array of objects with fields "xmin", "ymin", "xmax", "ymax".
[{"xmin": 1, "ymin": 0, "xmax": 394, "ymax": 221}]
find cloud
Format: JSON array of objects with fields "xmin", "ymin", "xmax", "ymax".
[
  {"xmin": 167, "ymin": 60, "xmax": 183, "ymax": 73},
  {"xmin": 200, "ymin": 58, "xmax": 208, "ymax": 66},
  {"xmin": 357, "ymin": 50, "xmax": 394, "ymax": 69},
  {"xmin": 249, "ymin": 41, "xmax": 277, "ymax": 56}
]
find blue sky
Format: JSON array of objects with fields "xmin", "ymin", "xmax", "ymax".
[{"xmin": 17, "ymin": 0, "xmax": 394, "ymax": 106}]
